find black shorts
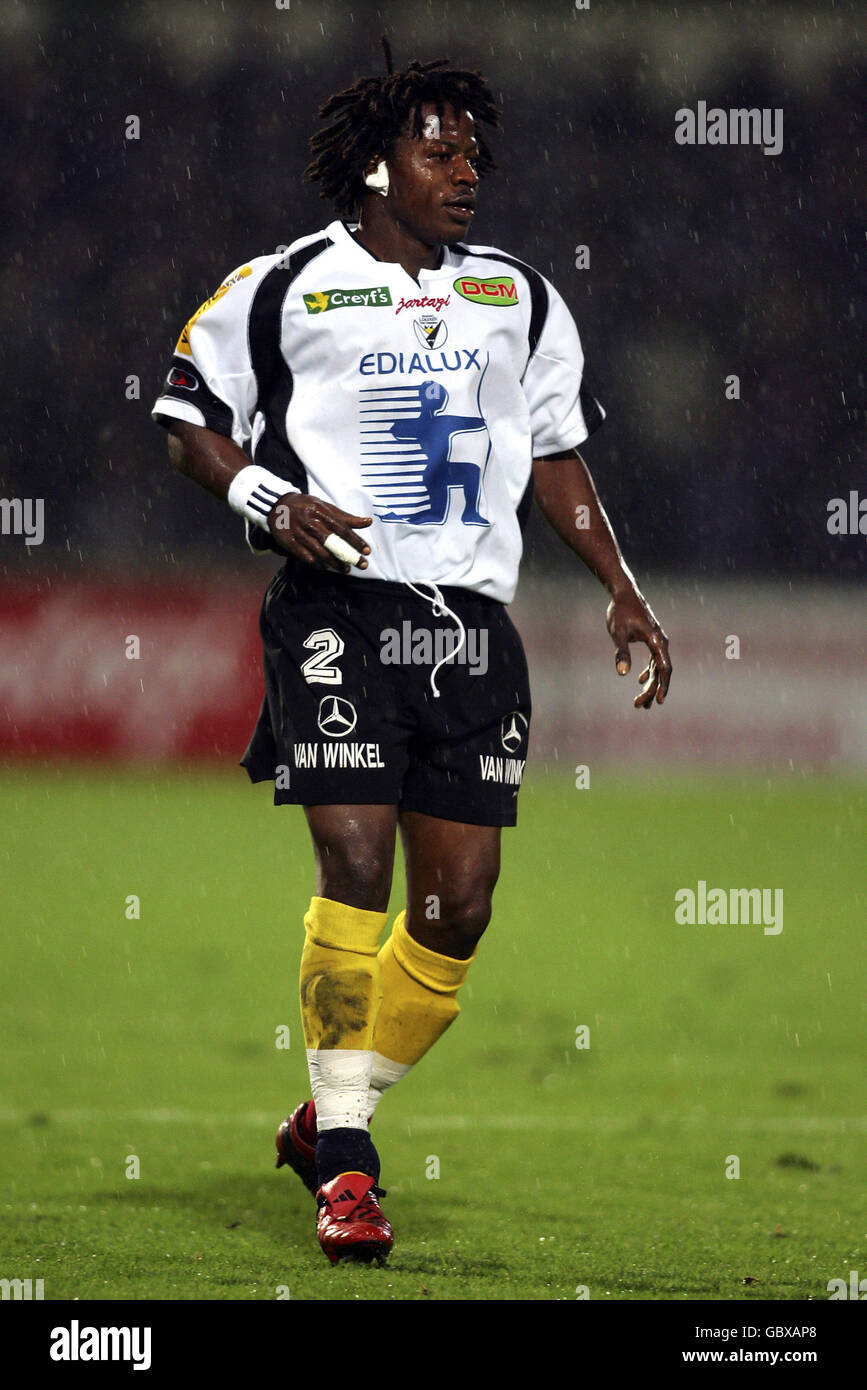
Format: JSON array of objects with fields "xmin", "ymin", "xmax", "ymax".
[{"xmin": 240, "ymin": 563, "xmax": 532, "ymax": 826}]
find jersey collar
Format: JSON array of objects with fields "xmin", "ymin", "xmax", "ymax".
[{"xmin": 329, "ymin": 218, "xmax": 453, "ymax": 280}]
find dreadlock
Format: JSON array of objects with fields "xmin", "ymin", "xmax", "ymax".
[{"xmin": 303, "ymin": 34, "xmax": 500, "ymax": 218}]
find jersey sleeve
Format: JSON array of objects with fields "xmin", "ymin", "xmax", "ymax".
[
  {"xmin": 151, "ymin": 262, "xmax": 262, "ymax": 446},
  {"xmin": 522, "ymin": 276, "xmax": 606, "ymax": 457}
]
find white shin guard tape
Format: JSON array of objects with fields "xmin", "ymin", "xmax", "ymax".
[
  {"xmin": 306, "ymin": 1048, "xmax": 375, "ymax": 1131},
  {"xmin": 367, "ymin": 1052, "xmax": 412, "ymax": 1118}
]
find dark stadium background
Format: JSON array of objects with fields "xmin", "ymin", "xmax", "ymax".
[{"xmin": 0, "ymin": 0, "xmax": 862, "ymax": 583}]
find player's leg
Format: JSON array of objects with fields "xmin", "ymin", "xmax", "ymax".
[
  {"xmin": 400, "ymin": 810, "xmax": 500, "ymax": 957},
  {"xmin": 366, "ymin": 590, "xmax": 529, "ymax": 1113},
  {"xmin": 368, "ymin": 812, "xmax": 501, "ymax": 1114},
  {"xmin": 291, "ymin": 802, "xmax": 398, "ymax": 1264},
  {"xmin": 247, "ymin": 568, "xmax": 413, "ymax": 1261},
  {"xmin": 298, "ymin": 803, "xmax": 395, "ymax": 1182}
]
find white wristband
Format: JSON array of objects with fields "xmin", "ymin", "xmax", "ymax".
[{"xmin": 227, "ymin": 465, "xmax": 298, "ymax": 531}]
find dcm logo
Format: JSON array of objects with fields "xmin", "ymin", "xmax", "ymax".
[{"xmin": 453, "ymin": 276, "xmax": 518, "ymax": 306}]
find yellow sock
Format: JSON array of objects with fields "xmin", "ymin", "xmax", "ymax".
[
  {"xmin": 299, "ymin": 896, "xmax": 387, "ymax": 1130},
  {"xmin": 368, "ymin": 910, "xmax": 475, "ymax": 1112}
]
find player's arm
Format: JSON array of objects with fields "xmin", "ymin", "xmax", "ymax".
[
  {"xmin": 166, "ymin": 420, "xmax": 372, "ymax": 573},
  {"xmin": 532, "ymin": 447, "xmax": 671, "ymax": 709}
]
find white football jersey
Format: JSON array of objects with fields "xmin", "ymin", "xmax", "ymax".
[{"xmin": 152, "ymin": 218, "xmax": 604, "ymax": 603}]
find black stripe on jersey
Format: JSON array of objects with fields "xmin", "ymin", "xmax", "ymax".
[
  {"xmin": 247, "ymin": 237, "xmax": 333, "ymax": 492},
  {"xmin": 579, "ymin": 381, "xmax": 605, "ymax": 437},
  {"xmin": 452, "ymin": 244, "xmax": 548, "ymax": 360},
  {"xmin": 153, "ymin": 357, "xmax": 235, "ymax": 435}
]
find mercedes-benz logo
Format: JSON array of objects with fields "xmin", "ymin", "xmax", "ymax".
[
  {"xmin": 501, "ymin": 711, "xmax": 528, "ymax": 753},
  {"xmin": 317, "ymin": 696, "xmax": 357, "ymax": 737}
]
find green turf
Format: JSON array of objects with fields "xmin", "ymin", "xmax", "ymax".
[{"xmin": 0, "ymin": 766, "xmax": 864, "ymax": 1300}]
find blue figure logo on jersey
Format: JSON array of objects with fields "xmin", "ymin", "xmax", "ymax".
[{"xmin": 359, "ymin": 379, "xmax": 490, "ymax": 526}]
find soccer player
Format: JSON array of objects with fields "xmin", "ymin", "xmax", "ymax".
[{"xmin": 152, "ymin": 38, "xmax": 671, "ymax": 1266}]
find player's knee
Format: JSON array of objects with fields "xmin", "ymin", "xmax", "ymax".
[
  {"xmin": 316, "ymin": 844, "xmax": 391, "ymax": 912},
  {"xmin": 438, "ymin": 889, "xmax": 493, "ymax": 952}
]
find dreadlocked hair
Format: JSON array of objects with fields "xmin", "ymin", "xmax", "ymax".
[{"xmin": 303, "ymin": 33, "xmax": 500, "ymax": 218}]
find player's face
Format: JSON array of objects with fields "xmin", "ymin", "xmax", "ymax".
[{"xmin": 382, "ymin": 102, "xmax": 480, "ymax": 245}]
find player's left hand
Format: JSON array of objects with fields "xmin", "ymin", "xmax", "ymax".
[{"xmin": 605, "ymin": 591, "xmax": 672, "ymax": 710}]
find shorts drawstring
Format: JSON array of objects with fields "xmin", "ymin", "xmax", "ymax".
[{"xmin": 405, "ymin": 581, "xmax": 466, "ymax": 698}]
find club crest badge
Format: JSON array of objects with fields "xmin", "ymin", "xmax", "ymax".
[{"xmin": 413, "ymin": 315, "xmax": 448, "ymax": 350}]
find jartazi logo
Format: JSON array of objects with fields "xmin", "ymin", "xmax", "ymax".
[
  {"xmin": 453, "ymin": 276, "xmax": 518, "ymax": 306},
  {"xmin": 396, "ymin": 294, "xmax": 450, "ymax": 315},
  {"xmin": 304, "ymin": 286, "xmax": 392, "ymax": 313},
  {"xmin": 49, "ymin": 1321, "xmax": 152, "ymax": 1371}
]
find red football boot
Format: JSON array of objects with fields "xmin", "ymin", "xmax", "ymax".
[
  {"xmin": 275, "ymin": 1101, "xmax": 318, "ymax": 1196},
  {"xmin": 315, "ymin": 1172, "xmax": 393, "ymax": 1266}
]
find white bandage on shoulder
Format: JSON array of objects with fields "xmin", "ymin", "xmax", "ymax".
[{"xmin": 227, "ymin": 464, "xmax": 298, "ymax": 531}]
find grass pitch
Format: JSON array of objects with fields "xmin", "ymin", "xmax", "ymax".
[{"xmin": 0, "ymin": 766, "xmax": 864, "ymax": 1301}]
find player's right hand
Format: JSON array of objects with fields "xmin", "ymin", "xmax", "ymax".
[{"xmin": 267, "ymin": 493, "xmax": 372, "ymax": 573}]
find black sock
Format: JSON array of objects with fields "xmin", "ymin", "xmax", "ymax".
[{"xmin": 315, "ymin": 1128, "xmax": 380, "ymax": 1187}]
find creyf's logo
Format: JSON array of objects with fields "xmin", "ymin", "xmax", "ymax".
[{"xmin": 304, "ymin": 286, "xmax": 392, "ymax": 314}]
